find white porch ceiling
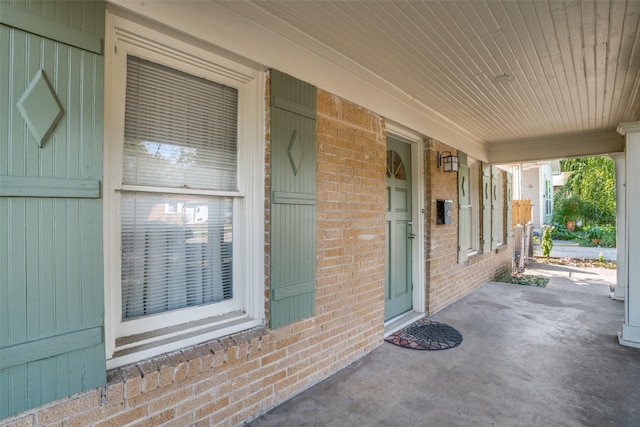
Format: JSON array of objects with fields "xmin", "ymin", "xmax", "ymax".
[
  {"xmin": 223, "ymin": 0, "xmax": 640, "ymax": 161},
  {"xmin": 111, "ymin": 1, "xmax": 640, "ymax": 163}
]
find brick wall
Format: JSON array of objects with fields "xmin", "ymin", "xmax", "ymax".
[
  {"xmin": 314, "ymin": 88, "xmax": 387, "ymax": 354},
  {"xmin": 0, "ymin": 79, "xmax": 514, "ymax": 427},
  {"xmin": 424, "ymin": 139, "xmax": 512, "ymax": 314},
  {"xmin": 0, "ymin": 88, "xmax": 387, "ymax": 427}
]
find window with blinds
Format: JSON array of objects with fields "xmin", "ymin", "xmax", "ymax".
[
  {"xmin": 466, "ymin": 160, "xmax": 480, "ymax": 253},
  {"xmin": 121, "ymin": 56, "xmax": 237, "ymax": 320}
]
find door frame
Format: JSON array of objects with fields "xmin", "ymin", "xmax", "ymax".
[{"xmin": 386, "ymin": 122, "xmax": 426, "ymax": 317}]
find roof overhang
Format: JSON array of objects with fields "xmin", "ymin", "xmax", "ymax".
[{"xmin": 488, "ymin": 130, "xmax": 624, "ymax": 164}]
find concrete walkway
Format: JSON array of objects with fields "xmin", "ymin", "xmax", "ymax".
[
  {"xmin": 534, "ymin": 240, "xmax": 617, "ymax": 262},
  {"xmin": 524, "ymin": 261, "xmax": 617, "ymax": 296},
  {"xmin": 249, "ymin": 282, "xmax": 640, "ymax": 427}
]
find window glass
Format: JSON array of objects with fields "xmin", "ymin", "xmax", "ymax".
[
  {"xmin": 124, "ymin": 56, "xmax": 238, "ymax": 191},
  {"xmin": 121, "ymin": 56, "xmax": 238, "ymax": 320},
  {"xmin": 386, "ymin": 150, "xmax": 405, "ymax": 180},
  {"xmin": 121, "ymin": 193, "xmax": 233, "ymax": 319},
  {"xmin": 469, "ymin": 160, "xmax": 480, "ymax": 252}
]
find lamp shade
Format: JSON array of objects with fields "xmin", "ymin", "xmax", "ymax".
[{"xmin": 443, "ymin": 154, "xmax": 459, "ymax": 172}]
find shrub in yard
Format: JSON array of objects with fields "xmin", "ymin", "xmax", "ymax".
[
  {"xmin": 541, "ymin": 225, "xmax": 554, "ymax": 258},
  {"xmin": 588, "ymin": 226, "xmax": 603, "ymax": 240},
  {"xmin": 553, "ymin": 195, "xmax": 583, "ymax": 227},
  {"xmin": 509, "ymin": 274, "xmax": 549, "ymax": 287},
  {"xmin": 551, "ymin": 223, "xmax": 573, "ymax": 240},
  {"xmin": 583, "ymin": 225, "xmax": 616, "ymax": 247},
  {"xmin": 599, "ymin": 224, "xmax": 616, "ymax": 247}
]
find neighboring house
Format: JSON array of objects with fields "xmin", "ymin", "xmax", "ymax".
[
  {"xmin": 511, "ymin": 161, "xmax": 560, "ymax": 233},
  {"xmin": 1, "ymin": 2, "xmax": 639, "ymax": 427},
  {"xmin": 553, "ymin": 171, "xmax": 572, "ymax": 193}
]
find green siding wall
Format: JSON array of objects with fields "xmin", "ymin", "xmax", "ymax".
[
  {"xmin": 0, "ymin": 1, "xmax": 105, "ymax": 418},
  {"xmin": 269, "ymin": 70, "xmax": 317, "ymax": 328},
  {"xmin": 0, "ymin": 0, "xmax": 104, "ymax": 53}
]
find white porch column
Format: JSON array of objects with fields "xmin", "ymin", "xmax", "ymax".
[
  {"xmin": 618, "ymin": 122, "xmax": 640, "ymax": 348},
  {"xmin": 512, "ymin": 165, "xmax": 522, "ymax": 200},
  {"xmin": 611, "ymin": 153, "xmax": 626, "ymax": 301}
]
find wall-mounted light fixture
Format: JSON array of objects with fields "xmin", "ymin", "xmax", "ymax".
[{"xmin": 437, "ymin": 151, "xmax": 459, "ymax": 172}]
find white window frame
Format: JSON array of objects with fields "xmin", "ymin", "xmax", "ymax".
[
  {"xmin": 103, "ymin": 10, "xmax": 265, "ymax": 368},
  {"xmin": 468, "ymin": 158, "xmax": 480, "ymax": 255},
  {"xmin": 545, "ymin": 178, "xmax": 553, "ymax": 217}
]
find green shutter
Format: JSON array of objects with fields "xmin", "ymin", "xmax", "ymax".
[
  {"xmin": 482, "ymin": 162, "xmax": 492, "ymax": 253},
  {"xmin": 491, "ymin": 166, "xmax": 503, "ymax": 250},
  {"xmin": 457, "ymin": 153, "xmax": 470, "ymax": 263},
  {"xmin": 506, "ymin": 172, "xmax": 513, "ymax": 244},
  {"xmin": 0, "ymin": 1, "xmax": 105, "ymax": 418},
  {"xmin": 269, "ymin": 70, "xmax": 317, "ymax": 328}
]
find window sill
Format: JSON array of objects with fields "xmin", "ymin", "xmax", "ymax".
[
  {"xmin": 495, "ymin": 243, "xmax": 508, "ymax": 253},
  {"xmin": 465, "ymin": 250, "xmax": 482, "ymax": 266},
  {"xmin": 107, "ymin": 313, "xmax": 263, "ymax": 369}
]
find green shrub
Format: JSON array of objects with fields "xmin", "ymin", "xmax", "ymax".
[
  {"xmin": 603, "ymin": 225, "xmax": 616, "ymax": 246},
  {"xmin": 582, "ymin": 225, "xmax": 616, "ymax": 247},
  {"xmin": 551, "ymin": 223, "xmax": 573, "ymax": 240},
  {"xmin": 553, "ymin": 195, "xmax": 583, "ymax": 225},
  {"xmin": 541, "ymin": 225, "xmax": 554, "ymax": 258},
  {"xmin": 588, "ymin": 226, "xmax": 603, "ymax": 240},
  {"xmin": 509, "ymin": 274, "xmax": 549, "ymax": 287}
]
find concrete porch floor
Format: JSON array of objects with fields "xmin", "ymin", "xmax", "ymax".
[{"xmin": 249, "ymin": 281, "xmax": 640, "ymax": 426}]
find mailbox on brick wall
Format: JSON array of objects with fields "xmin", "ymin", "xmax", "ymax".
[{"xmin": 436, "ymin": 200, "xmax": 453, "ymax": 224}]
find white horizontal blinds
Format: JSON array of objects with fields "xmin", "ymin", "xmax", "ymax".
[
  {"xmin": 123, "ymin": 56, "xmax": 238, "ymax": 191},
  {"xmin": 120, "ymin": 55, "xmax": 238, "ymax": 321},
  {"xmin": 121, "ymin": 193, "xmax": 233, "ymax": 319}
]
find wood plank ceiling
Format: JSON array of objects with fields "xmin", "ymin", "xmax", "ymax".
[{"xmin": 221, "ymin": 0, "xmax": 640, "ymax": 160}]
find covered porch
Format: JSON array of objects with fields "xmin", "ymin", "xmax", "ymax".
[
  {"xmin": 250, "ymin": 280, "xmax": 640, "ymax": 426},
  {"xmin": 112, "ymin": 0, "xmax": 640, "ymax": 350},
  {"xmin": 2, "ymin": 1, "xmax": 640, "ymax": 425}
]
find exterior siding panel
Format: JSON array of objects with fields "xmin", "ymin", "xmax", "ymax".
[
  {"xmin": 269, "ymin": 70, "xmax": 317, "ymax": 328},
  {"xmin": 0, "ymin": 1, "xmax": 105, "ymax": 417}
]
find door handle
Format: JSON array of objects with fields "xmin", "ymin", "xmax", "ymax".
[{"xmin": 408, "ymin": 233, "xmax": 416, "ymax": 239}]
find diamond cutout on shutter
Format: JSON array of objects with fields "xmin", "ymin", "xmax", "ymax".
[
  {"xmin": 287, "ymin": 130, "xmax": 304, "ymax": 175},
  {"xmin": 17, "ymin": 69, "xmax": 64, "ymax": 148}
]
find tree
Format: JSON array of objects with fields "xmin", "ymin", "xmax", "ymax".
[{"xmin": 556, "ymin": 156, "xmax": 616, "ymax": 226}]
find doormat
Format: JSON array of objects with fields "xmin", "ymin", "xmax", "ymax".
[{"xmin": 385, "ymin": 318, "xmax": 462, "ymax": 350}]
